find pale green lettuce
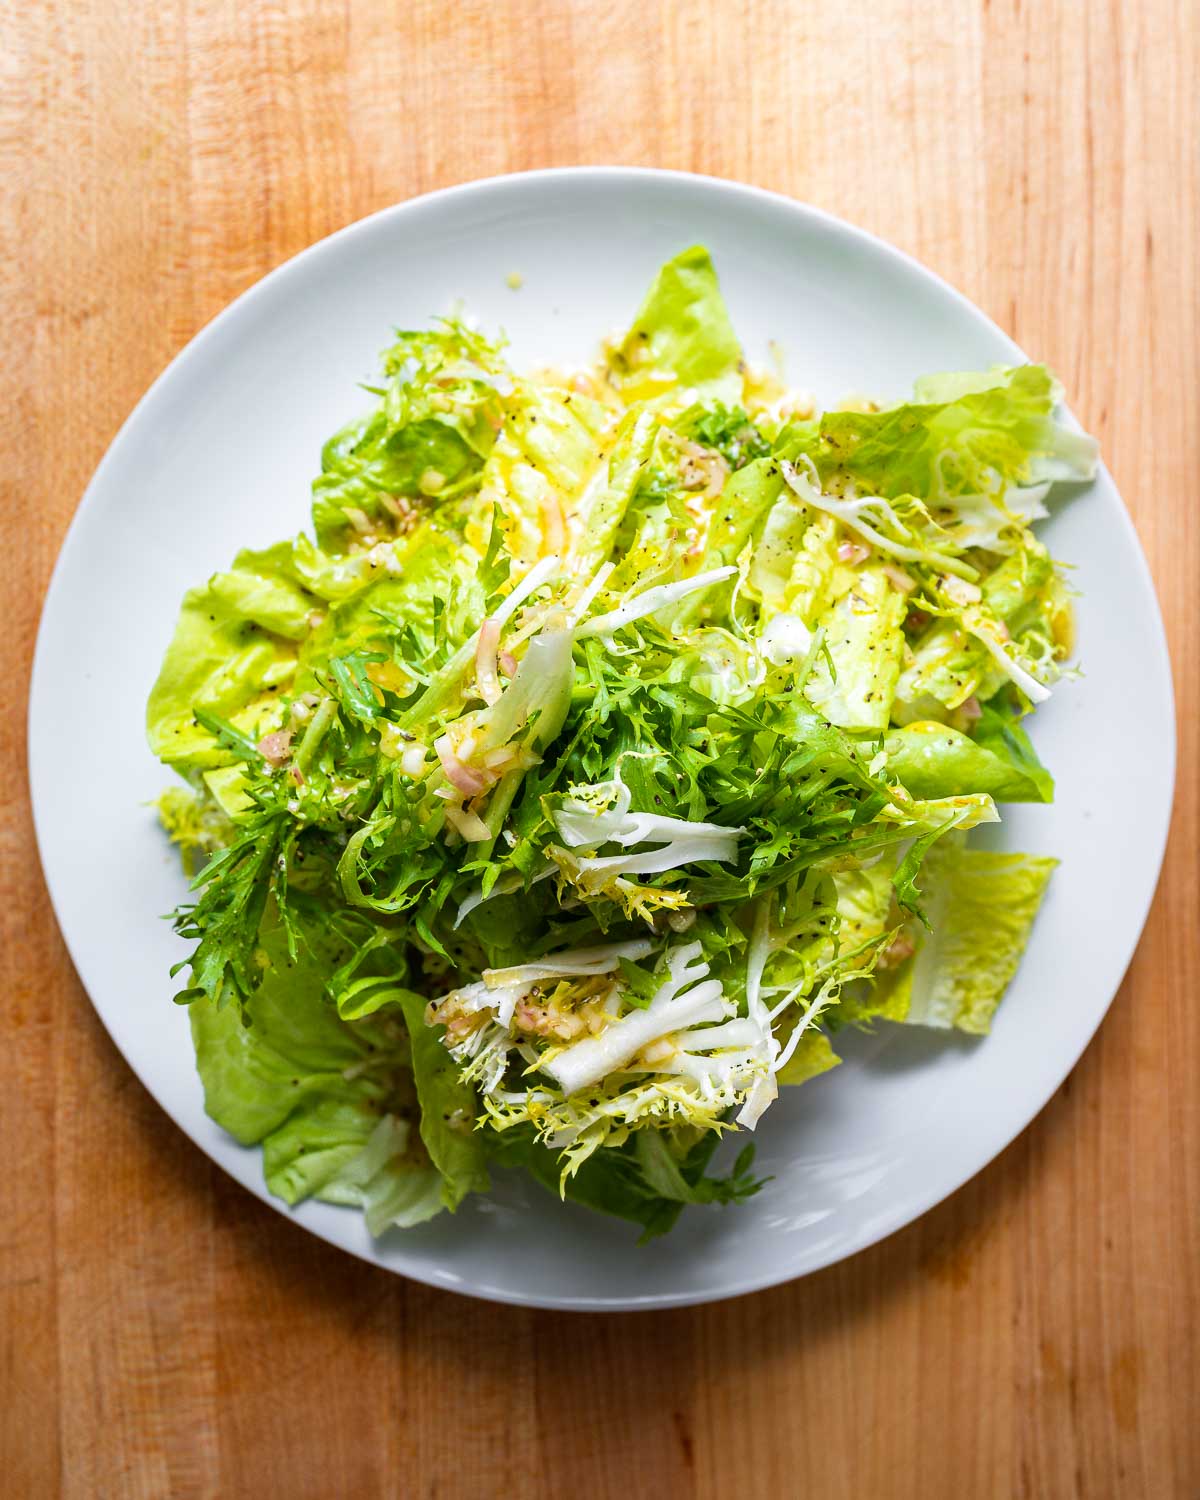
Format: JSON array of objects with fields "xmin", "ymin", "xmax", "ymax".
[
  {"xmin": 312, "ymin": 321, "xmax": 506, "ymax": 549},
  {"xmin": 612, "ymin": 245, "xmax": 742, "ymax": 395},
  {"xmin": 396, "ymin": 993, "xmax": 491, "ymax": 1209},
  {"xmin": 795, "ymin": 364, "xmax": 1097, "ymax": 503},
  {"xmin": 146, "ymin": 543, "xmax": 314, "ymax": 772},
  {"xmin": 885, "ymin": 697, "xmax": 1054, "ymax": 804},
  {"xmin": 887, "ymin": 841, "xmax": 1058, "ymax": 1033},
  {"xmin": 190, "ymin": 912, "xmax": 469, "ymax": 1230},
  {"xmin": 804, "ymin": 566, "xmax": 907, "ymax": 730}
]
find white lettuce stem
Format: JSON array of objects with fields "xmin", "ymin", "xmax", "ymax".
[
  {"xmin": 575, "ymin": 566, "xmax": 737, "ymax": 639},
  {"xmin": 542, "ymin": 978, "xmax": 726, "ymax": 1095}
]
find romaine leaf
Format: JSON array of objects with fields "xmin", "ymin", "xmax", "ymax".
[{"xmin": 694, "ymin": 457, "xmax": 781, "ymax": 571}]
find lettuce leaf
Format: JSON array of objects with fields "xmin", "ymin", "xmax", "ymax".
[
  {"xmin": 490, "ymin": 1124, "xmax": 762, "ymax": 1243},
  {"xmin": 893, "ymin": 546, "xmax": 1060, "ymax": 717},
  {"xmin": 569, "ymin": 408, "xmax": 660, "ymax": 576},
  {"xmin": 189, "ymin": 910, "xmax": 466, "ymax": 1230},
  {"xmin": 971, "ymin": 691, "xmax": 1055, "ymax": 800},
  {"xmin": 146, "ymin": 543, "xmax": 315, "ymax": 773},
  {"xmin": 612, "ymin": 245, "xmax": 742, "ymax": 396},
  {"xmin": 312, "ymin": 321, "xmax": 506, "ymax": 549},
  {"xmin": 804, "ymin": 566, "xmax": 907, "ymax": 730},
  {"xmin": 885, "ymin": 710, "xmax": 1054, "ymax": 804},
  {"xmin": 482, "ymin": 381, "xmax": 610, "ymax": 567},
  {"xmin": 396, "ymin": 993, "xmax": 490, "ymax": 1209},
  {"xmin": 895, "ymin": 842, "xmax": 1058, "ymax": 1033},
  {"xmin": 794, "ymin": 364, "xmax": 1097, "ymax": 503}
]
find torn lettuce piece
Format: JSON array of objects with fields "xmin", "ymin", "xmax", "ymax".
[
  {"xmin": 568, "ymin": 408, "xmax": 660, "ymax": 577},
  {"xmin": 747, "ymin": 482, "xmax": 812, "ymax": 615},
  {"xmin": 262, "ymin": 1105, "xmax": 444, "ymax": 1235},
  {"xmin": 146, "ymin": 543, "xmax": 316, "ymax": 772},
  {"xmin": 804, "ymin": 565, "xmax": 907, "ymax": 730},
  {"xmin": 482, "ymin": 380, "xmax": 611, "ymax": 568},
  {"xmin": 611, "ymin": 245, "xmax": 742, "ymax": 399},
  {"xmin": 189, "ymin": 911, "xmax": 472, "ymax": 1229},
  {"xmin": 884, "ymin": 710, "xmax": 1054, "ymax": 804},
  {"xmin": 971, "ymin": 691, "xmax": 1055, "ymax": 801},
  {"xmin": 892, "ymin": 841, "xmax": 1058, "ymax": 1033},
  {"xmin": 793, "ymin": 364, "xmax": 1098, "ymax": 504},
  {"xmin": 396, "ymin": 992, "xmax": 491, "ymax": 1209},
  {"xmin": 692, "ymin": 457, "xmax": 782, "ymax": 573}
]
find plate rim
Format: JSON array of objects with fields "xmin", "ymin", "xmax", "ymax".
[{"xmin": 28, "ymin": 165, "xmax": 1178, "ymax": 1310}]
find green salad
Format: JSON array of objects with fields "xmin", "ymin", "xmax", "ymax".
[{"xmin": 148, "ymin": 247, "xmax": 1096, "ymax": 1240}]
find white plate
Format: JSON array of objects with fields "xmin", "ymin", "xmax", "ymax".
[{"xmin": 30, "ymin": 169, "xmax": 1174, "ymax": 1310}]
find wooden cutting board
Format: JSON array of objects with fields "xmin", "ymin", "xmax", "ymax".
[{"xmin": 2, "ymin": 1, "xmax": 1196, "ymax": 1495}]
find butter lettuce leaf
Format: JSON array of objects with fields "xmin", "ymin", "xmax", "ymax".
[
  {"xmin": 146, "ymin": 543, "xmax": 315, "ymax": 772},
  {"xmin": 312, "ymin": 320, "xmax": 507, "ymax": 549},
  {"xmin": 189, "ymin": 911, "xmax": 474, "ymax": 1230},
  {"xmin": 885, "ymin": 705, "xmax": 1054, "ymax": 804},
  {"xmin": 611, "ymin": 245, "xmax": 742, "ymax": 397},
  {"xmin": 396, "ymin": 992, "xmax": 490, "ymax": 1209},
  {"xmin": 795, "ymin": 364, "xmax": 1098, "ymax": 503}
]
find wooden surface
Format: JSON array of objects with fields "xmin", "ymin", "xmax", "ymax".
[{"xmin": 3, "ymin": 1, "xmax": 1197, "ymax": 1495}]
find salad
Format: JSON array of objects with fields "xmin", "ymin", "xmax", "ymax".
[{"xmin": 148, "ymin": 247, "xmax": 1097, "ymax": 1241}]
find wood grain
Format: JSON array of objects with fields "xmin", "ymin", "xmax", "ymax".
[{"xmin": 2, "ymin": 1, "xmax": 1196, "ymax": 1495}]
